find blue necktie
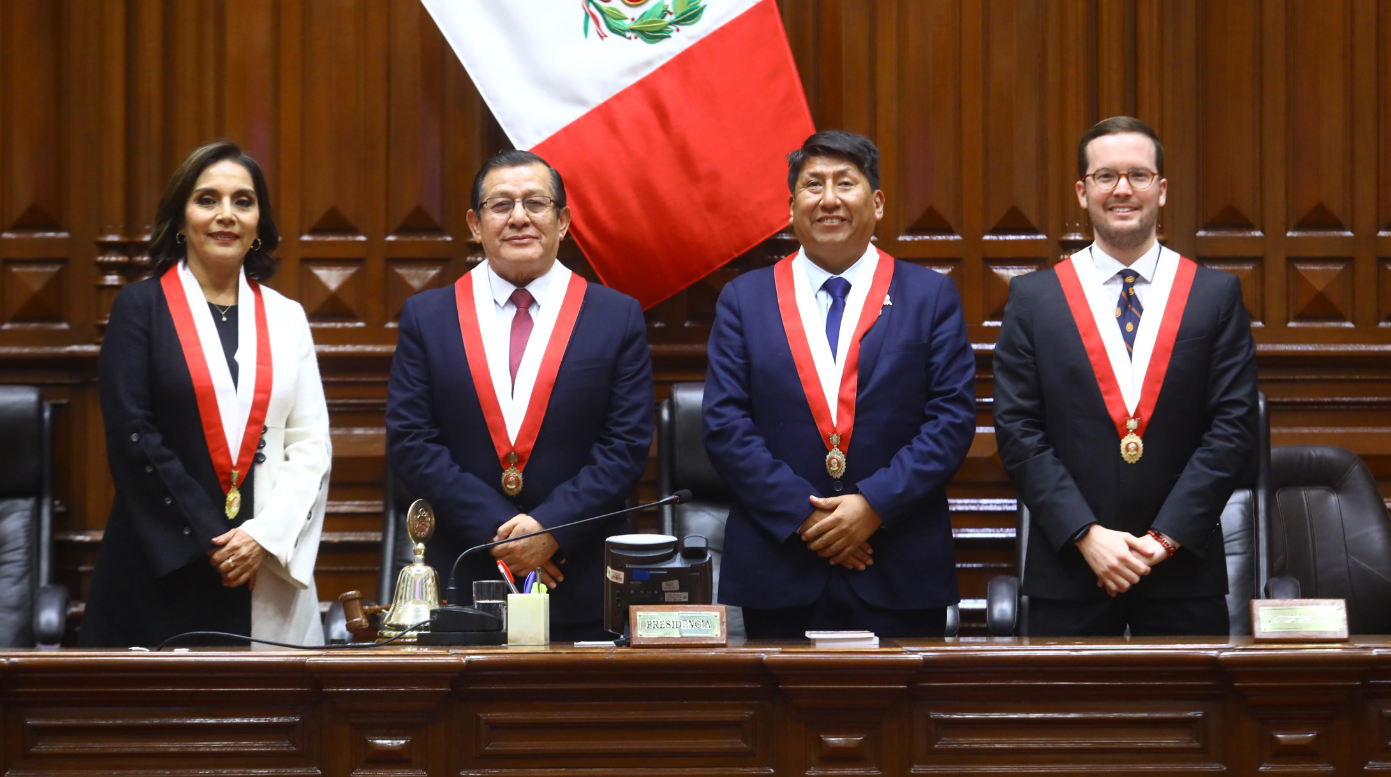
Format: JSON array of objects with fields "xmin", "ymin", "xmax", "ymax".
[
  {"xmin": 823, "ymin": 277, "xmax": 852, "ymax": 360},
  {"xmin": 1116, "ymin": 271, "xmax": 1144, "ymax": 357}
]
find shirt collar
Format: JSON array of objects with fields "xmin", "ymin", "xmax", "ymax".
[
  {"xmin": 1090, "ymin": 241, "xmax": 1162, "ymax": 283},
  {"xmin": 486, "ymin": 259, "xmax": 559, "ymax": 309},
  {"xmin": 799, "ymin": 242, "xmax": 878, "ymax": 293}
]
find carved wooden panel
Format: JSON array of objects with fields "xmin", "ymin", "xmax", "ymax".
[
  {"xmin": 2, "ymin": 259, "xmax": 67, "ymax": 328},
  {"xmin": 1287, "ymin": 259, "xmax": 1354, "ymax": 326},
  {"xmin": 0, "ymin": 0, "xmax": 65, "ymax": 236},
  {"xmin": 1197, "ymin": 0, "xmax": 1262, "ymax": 235},
  {"xmin": 980, "ymin": 0, "xmax": 1046, "ymax": 240},
  {"xmin": 1285, "ymin": 0, "xmax": 1353, "ymax": 235}
]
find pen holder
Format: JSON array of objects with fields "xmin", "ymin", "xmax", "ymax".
[{"xmin": 506, "ymin": 593, "xmax": 549, "ymax": 646}]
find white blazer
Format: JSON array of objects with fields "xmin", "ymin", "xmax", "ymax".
[{"xmin": 237, "ymin": 285, "xmax": 330, "ymax": 647}]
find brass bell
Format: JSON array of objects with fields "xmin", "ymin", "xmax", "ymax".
[{"xmin": 377, "ymin": 499, "xmax": 440, "ymax": 643}]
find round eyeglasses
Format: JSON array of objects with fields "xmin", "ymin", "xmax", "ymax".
[{"xmin": 1084, "ymin": 168, "xmax": 1159, "ymax": 191}]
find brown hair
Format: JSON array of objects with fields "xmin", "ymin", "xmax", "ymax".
[
  {"xmin": 1077, "ymin": 116, "xmax": 1165, "ymax": 180},
  {"xmin": 149, "ymin": 141, "xmax": 279, "ymax": 281}
]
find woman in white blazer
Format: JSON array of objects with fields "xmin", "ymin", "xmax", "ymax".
[{"xmin": 80, "ymin": 141, "xmax": 330, "ymax": 647}]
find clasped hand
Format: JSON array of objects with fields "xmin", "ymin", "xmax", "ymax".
[
  {"xmin": 1075, "ymin": 525, "xmax": 1172, "ymax": 596},
  {"xmin": 208, "ymin": 528, "xmax": 269, "ymax": 588},
  {"xmin": 799, "ymin": 494, "xmax": 881, "ymax": 571},
  {"xmin": 492, "ymin": 514, "xmax": 564, "ymax": 588}
]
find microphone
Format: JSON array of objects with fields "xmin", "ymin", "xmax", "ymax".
[{"xmin": 442, "ymin": 489, "xmax": 692, "ymax": 609}]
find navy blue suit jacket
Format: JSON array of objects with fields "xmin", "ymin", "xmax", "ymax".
[
  {"xmin": 385, "ymin": 274, "xmax": 653, "ymax": 626},
  {"xmin": 702, "ymin": 257, "xmax": 976, "ymax": 610}
]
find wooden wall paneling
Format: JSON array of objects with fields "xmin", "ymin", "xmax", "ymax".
[
  {"xmin": 92, "ymin": 0, "xmax": 130, "ymax": 338},
  {"xmin": 1351, "ymin": 0, "xmax": 1381, "ymax": 329},
  {"xmin": 887, "ymin": 0, "xmax": 963, "ymax": 276},
  {"xmin": 1095, "ymin": 0, "xmax": 1135, "ymax": 121},
  {"xmin": 1381, "ymin": 0, "xmax": 1391, "ymax": 243},
  {"xmin": 1197, "ymin": 0, "xmax": 1263, "ymax": 238},
  {"xmin": 1284, "ymin": 0, "xmax": 1353, "ymax": 238},
  {"xmin": 297, "ymin": 0, "xmax": 373, "ymax": 328},
  {"xmin": 1049, "ymin": 0, "xmax": 1097, "ymax": 256},
  {"xmin": 221, "ymin": 0, "xmax": 281, "ymax": 199}
]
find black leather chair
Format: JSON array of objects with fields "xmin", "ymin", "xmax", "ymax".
[
  {"xmin": 0, "ymin": 386, "xmax": 66, "ymax": 647},
  {"xmin": 658, "ymin": 381, "xmax": 962, "ymax": 638},
  {"xmin": 659, "ymin": 382, "xmax": 745, "ymax": 638},
  {"xmin": 987, "ymin": 392, "xmax": 1278, "ymax": 637},
  {"xmin": 1268, "ymin": 445, "xmax": 1391, "ymax": 634}
]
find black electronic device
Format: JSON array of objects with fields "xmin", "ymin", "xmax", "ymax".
[
  {"xmin": 603, "ymin": 533, "xmax": 714, "ymax": 636},
  {"xmin": 424, "ymin": 491, "xmax": 693, "ymax": 646}
]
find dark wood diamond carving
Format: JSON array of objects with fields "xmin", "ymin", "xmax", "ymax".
[
  {"xmin": 3, "ymin": 259, "xmax": 66, "ymax": 326},
  {"xmin": 387, "ymin": 260, "xmax": 449, "ymax": 323},
  {"xmin": 1287, "ymin": 259, "xmax": 1352, "ymax": 326},
  {"xmin": 308, "ymin": 206, "xmax": 359, "ymax": 235},
  {"xmin": 300, "ymin": 260, "xmax": 366, "ymax": 324}
]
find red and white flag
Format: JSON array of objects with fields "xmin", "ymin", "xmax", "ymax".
[{"xmin": 421, "ymin": 0, "xmax": 815, "ymax": 308}]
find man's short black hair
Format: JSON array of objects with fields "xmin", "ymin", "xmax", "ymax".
[
  {"xmin": 1077, "ymin": 116, "xmax": 1165, "ymax": 180},
  {"xmin": 787, "ymin": 130, "xmax": 881, "ymax": 193},
  {"xmin": 470, "ymin": 149, "xmax": 567, "ymax": 212}
]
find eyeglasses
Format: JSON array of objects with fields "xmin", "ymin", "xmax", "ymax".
[
  {"xmin": 1085, "ymin": 168, "xmax": 1159, "ymax": 191},
  {"xmin": 479, "ymin": 196, "xmax": 559, "ymax": 218}
]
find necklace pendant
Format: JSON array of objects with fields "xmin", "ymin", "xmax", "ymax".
[
  {"xmin": 1120, "ymin": 417, "xmax": 1143, "ymax": 464},
  {"xmin": 225, "ymin": 468, "xmax": 242, "ymax": 519},
  {"xmin": 501, "ymin": 451, "xmax": 524, "ymax": 496},
  {"xmin": 825, "ymin": 433, "xmax": 846, "ymax": 479}
]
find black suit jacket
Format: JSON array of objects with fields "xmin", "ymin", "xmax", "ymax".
[
  {"xmin": 992, "ymin": 259, "xmax": 1258, "ymax": 600},
  {"xmin": 81, "ymin": 277, "xmax": 253, "ymax": 646},
  {"xmin": 385, "ymin": 276, "xmax": 653, "ymax": 627}
]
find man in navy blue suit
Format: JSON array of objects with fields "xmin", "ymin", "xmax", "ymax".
[
  {"xmin": 386, "ymin": 150, "xmax": 653, "ymax": 642},
  {"xmin": 702, "ymin": 131, "xmax": 976, "ymax": 638}
]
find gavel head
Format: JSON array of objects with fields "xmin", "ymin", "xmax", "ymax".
[{"xmin": 338, "ymin": 590, "xmax": 371, "ymax": 633}]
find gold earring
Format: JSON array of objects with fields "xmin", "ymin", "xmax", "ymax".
[
  {"xmin": 175, "ymin": 233, "xmax": 185, "ymax": 245},
  {"xmin": 251, "ymin": 237, "xmax": 262, "ymax": 252}
]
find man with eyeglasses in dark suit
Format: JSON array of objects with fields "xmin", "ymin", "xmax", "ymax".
[{"xmin": 993, "ymin": 116, "xmax": 1258, "ymax": 637}]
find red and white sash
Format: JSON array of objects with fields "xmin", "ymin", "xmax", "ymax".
[
  {"xmin": 455, "ymin": 264, "xmax": 587, "ymax": 493},
  {"xmin": 774, "ymin": 249, "xmax": 894, "ymax": 470},
  {"xmin": 160, "ymin": 262, "xmax": 273, "ymax": 499},
  {"xmin": 1055, "ymin": 250, "xmax": 1196, "ymax": 450}
]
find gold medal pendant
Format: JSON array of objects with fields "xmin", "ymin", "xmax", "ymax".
[
  {"xmin": 825, "ymin": 433, "xmax": 847, "ymax": 479},
  {"xmin": 225, "ymin": 469, "xmax": 242, "ymax": 520},
  {"xmin": 501, "ymin": 451, "xmax": 524, "ymax": 496},
  {"xmin": 1120, "ymin": 418, "xmax": 1143, "ymax": 464}
]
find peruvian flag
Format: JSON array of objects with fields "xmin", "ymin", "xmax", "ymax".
[{"xmin": 421, "ymin": 0, "xmax": 815, "ymax": 308}]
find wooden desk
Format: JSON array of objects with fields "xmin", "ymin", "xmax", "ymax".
[{"xmin": 2, "ymin": 638, "xmax": 1388, "ymax": 775}]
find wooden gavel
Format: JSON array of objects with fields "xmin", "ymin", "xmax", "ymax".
[{"xmin": 338, "ymin": 590, "xmax": 389, "ymax": 634}]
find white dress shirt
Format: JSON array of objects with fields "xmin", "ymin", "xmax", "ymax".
[
  {"xmin": 486, "ymin": 259, "xmax": 557, "ymax": 334},
  {"xmin": 1090, "ymin": 241, "xmax": 1159, "ymax": 312},
  {"xmin": 474, "ymin": 259, "xmax": 572, "ymax": 439},
  {"xmin": 1073, "ymin": 240, "xmax": 1179, "ymax": 415},
  {"xmin": 790, "ymin": 243, "xmax": 880, "ymax": 423},
  {"xmin": 800, "ymin": 244, "xmax": 875, "ymax": 326}
]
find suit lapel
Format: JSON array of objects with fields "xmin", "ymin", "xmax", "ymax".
[{"xmin": 853, "ymin": 267, "xmax": 895, "ymax": 391}]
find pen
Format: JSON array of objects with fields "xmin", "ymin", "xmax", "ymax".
[
  {"xmin": 496, "ymin": 560, "xmax": 519, "ymax": 594},
  {"xmin": 535, "ymin": 582, "xmax": 547, "ymax": 594},
  {"xmin": 523, "ymin": 570, "xmax": 538, "ymax": 594}
]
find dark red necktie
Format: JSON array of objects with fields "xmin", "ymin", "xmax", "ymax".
[{"xmin": 509, "ymin": 288, "xmax": 535, "ymax": 387}]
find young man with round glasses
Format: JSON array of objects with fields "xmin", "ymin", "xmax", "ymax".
[
  {"xmin": 386, "ymin": 150, "xmax": 653, "ymax": 642},
  {"xmin": 993, "ymin": 116, "xmax": 1258, "ymax": 637}
]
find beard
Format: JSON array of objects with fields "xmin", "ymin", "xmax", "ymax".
[{"xmin": 1091, "ymin": 204, "xmax": 1158, "ymax": 251}]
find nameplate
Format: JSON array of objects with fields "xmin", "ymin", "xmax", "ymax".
[
  {"xmin": 629, "ymin": 605, "xmax": 728, "ymax": 648},
  {"xmin": 1251, "ymin": 599, "xmax": 1349, "ymax": 642}
]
